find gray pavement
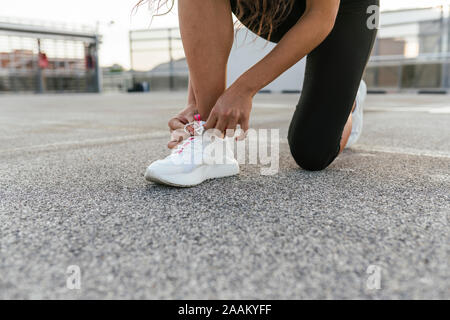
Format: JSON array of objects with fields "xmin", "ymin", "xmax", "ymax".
[{"xmin": 0, "ymin": 92, "xmax": 449, "ymax": 299}]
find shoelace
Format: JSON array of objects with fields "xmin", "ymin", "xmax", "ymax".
[
  {"xmin": 183, "ymin": 114, "xmax": 204, "ymax": 136},
  {"xmin": 174, "ymin": 114, "xmax": 204, "ymax": 155}
]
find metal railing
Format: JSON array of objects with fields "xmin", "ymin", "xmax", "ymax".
[
  {"xmin": 129, "ymin": 27, "xmax": 188, "ymax": 91},
  {"xmin": 0, "ymin": 19, "xmax": 101, "ymax": 93}
]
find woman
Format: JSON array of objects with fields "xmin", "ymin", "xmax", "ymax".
[{"xmin": 144, "ymin": 0, "xmax": 378, "ymax": 187}]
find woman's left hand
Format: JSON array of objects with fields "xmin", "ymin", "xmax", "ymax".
[{"xmin": 204, "ymin": 85, "xmax": 253, "ymax": 136}]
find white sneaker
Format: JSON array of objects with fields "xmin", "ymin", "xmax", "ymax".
[
  {"xmin": 144, "ymin": 118, "xmax": 239, "ymax": 187},
  {"xmin": 346, "ymin": 80, "xmax": 367, "ymax": 148}
]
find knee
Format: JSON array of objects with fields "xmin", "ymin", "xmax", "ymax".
[
  {"xmin": 290, "ymin": 150, "xmax": 332, "ymax": 171},
  {"xmin": 288, "ymin": 135, "xmax": 337, "ymax": 171}
]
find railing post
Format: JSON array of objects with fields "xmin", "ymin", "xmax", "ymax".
[
  {"xmin": 440, "ymin": 5, "xmax": 449, "ymax": 89},
  {"xmin": 94, "ymin": 35, "xmax": 102, "ymax": 93},
  {"xmin": 36, "ymin": 38, "xmax": 44, "ymax": 94}
]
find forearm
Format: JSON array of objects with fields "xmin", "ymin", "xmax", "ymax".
[
  {"xmin": 231, "ymin": 1, "xmax": 339, "ymax": 96},
  {"xmin": 187, "ymin": 77, "xmax": 196, "ymax": 107}
]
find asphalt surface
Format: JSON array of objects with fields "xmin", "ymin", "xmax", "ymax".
[{"xmin": 0, "ymin": 92, "xmax": 449, "ymax": 299}]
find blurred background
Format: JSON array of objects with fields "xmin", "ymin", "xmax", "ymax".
[{"xmin": 0, "ymin": 0, "xmax": 449, "ymax": 94}]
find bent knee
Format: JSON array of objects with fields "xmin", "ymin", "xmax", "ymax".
[
  {"xmin": 288, "ymin": 138, "xmax": 338, "ymax": 171},
  {"xmin": 291, "ymin": 152, "xmax": 332, "ymax": 171}
]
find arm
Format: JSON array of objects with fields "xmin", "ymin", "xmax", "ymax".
[
  {"xmin": 233, "ymin": 0, "xmax": 340, "ymax": 96},
  {"xmin": 205, "ymin": 0, "xmax": 340, "ymax": 132}
]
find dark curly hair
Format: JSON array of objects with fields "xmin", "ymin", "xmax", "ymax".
[{"xmin": 135, "ymin": 0, "xmax": 295, "ymax": 42}]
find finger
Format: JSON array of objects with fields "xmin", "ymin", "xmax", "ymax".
[
  {"xmin": 214, "ymin": 117, "xmax": 227, "ymax": 135},
  {"xmin": 182, "ymin": 113, "xmax": 196, "ymax": 134},
  {"xmin": 204, "ymin": 112, "xmax": 218, "ymax": 130},
  {"xmin": 236, "ymin": 119, "xmax": 249, "ymax": 141},
  {"xmin": 167, "ymin": 136, "xmax": 183, "ymax": 149},
  {"xmin": 240, "ymin": 118, "xmax": 249, "ymax": 132},
  {"xmin": 225, "ymin": 117, "xmax": 238, "ymax": 138},
  {"xmin": 168, "ymin": 117, "xmax": 186, "ymax": 132},
  {"xmin": 168, "ymin": 129, "xmax": 188, "ymax": 149}
]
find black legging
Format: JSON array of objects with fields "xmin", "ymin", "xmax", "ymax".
[{"xmin": 230, "ymin": 0, "xmax": 379, "ymax": 170}]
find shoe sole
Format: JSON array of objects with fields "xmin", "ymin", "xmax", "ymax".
[
  {"xmin": 144, "ymin": 162, "xmax": 240, "ymax": 187},
  {"xmin": 346, "ymin": 80, "xmax": 367, "ymax": 148}
]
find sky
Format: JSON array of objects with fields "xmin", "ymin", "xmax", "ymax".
[{"xmin": 0, "ymin": 0, "xmax": 447, "ymax": 69}]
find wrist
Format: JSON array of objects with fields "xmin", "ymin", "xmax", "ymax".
[{"xmin": 231, "ymin": 74, "xmax": 260, "ymax": 97}]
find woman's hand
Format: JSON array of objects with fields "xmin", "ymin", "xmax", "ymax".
[
  {"xmin": 167, "ymin": 104, "xmax": 197, "ymax": 149},
  {"xmin": 204, "ymin": 85, "xmax": 252, "ymax": 136}
]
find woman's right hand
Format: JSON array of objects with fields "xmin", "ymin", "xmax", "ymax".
[{"xmin": 167, "ymin": 104, "xmax": 197, "ymax": 149}]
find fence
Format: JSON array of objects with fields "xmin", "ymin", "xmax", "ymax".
[
  {"xmin": 0, "ymin": 18, "xmax": 101, "ymax": 93},
  {"xmin": 365, "ymin": 6, "xmax": 450, "ymax": 92},
  {"xmin": 129, "ymin": 28, "xmax": 188, "ymax": 91}
]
